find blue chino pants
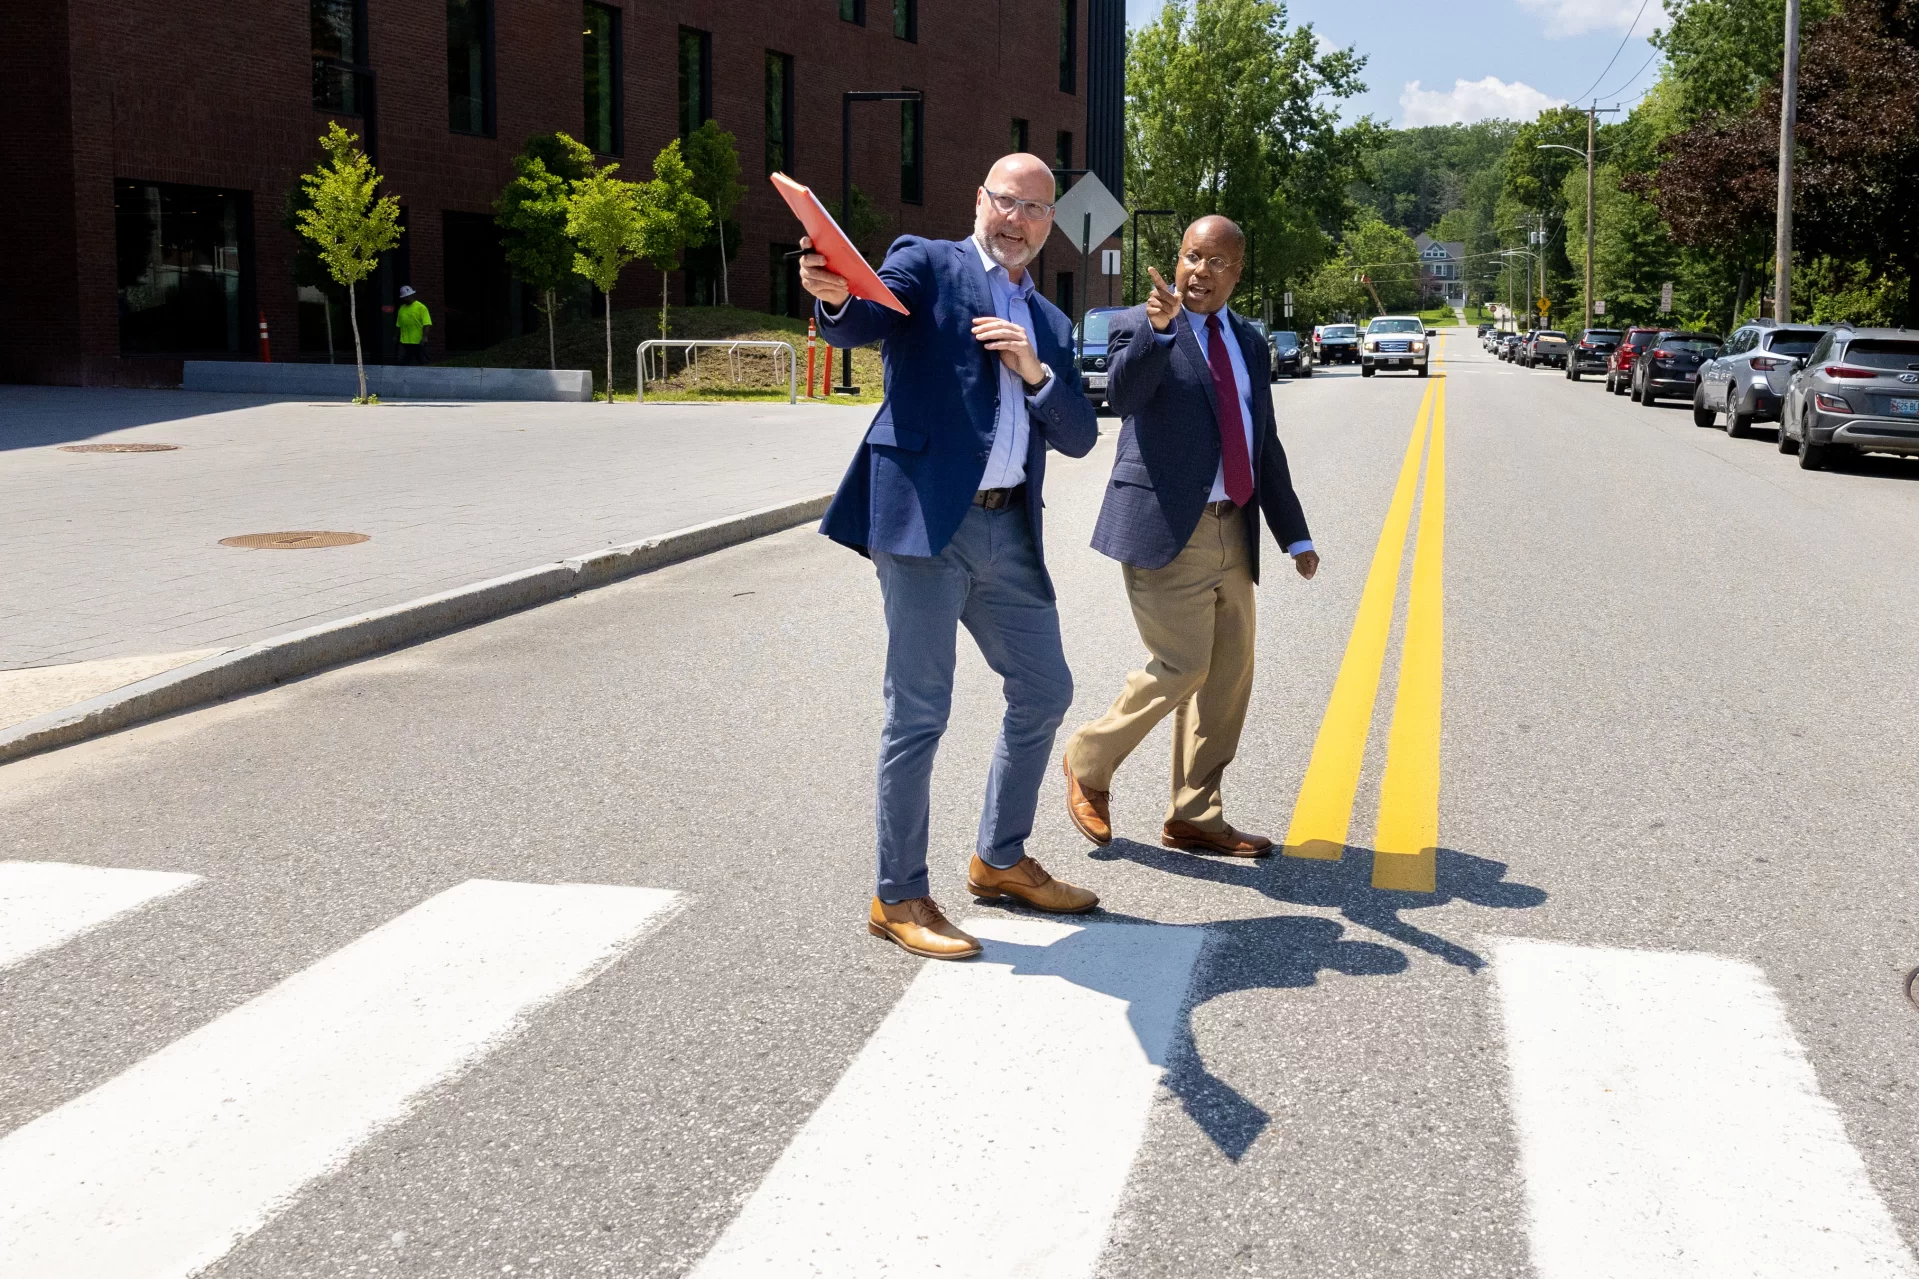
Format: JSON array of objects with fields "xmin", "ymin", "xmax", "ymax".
[{"xmin": 870, "ymin": 504, "xmax": 1074, "ymax": 903}]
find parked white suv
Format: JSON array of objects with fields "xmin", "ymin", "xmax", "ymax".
[{"xmin": 1361, "ymin": 316, "xmax": 1431, "ymax": 377}]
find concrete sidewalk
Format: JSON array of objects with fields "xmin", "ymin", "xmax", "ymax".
[{"xmin": 1, "ymin": 387, "xmax": 870, "ymax": 725}]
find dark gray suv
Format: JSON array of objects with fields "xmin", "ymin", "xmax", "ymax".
[
  {"xmin": 1693, "ymin": 319, "xmax": 1828, "ymax": 437},
  {"xmin": 1779, "ymin": 326, "xmax": 1919, "ymax": 470}
]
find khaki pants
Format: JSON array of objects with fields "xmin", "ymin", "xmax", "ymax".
[{"xmin": 1066, "ymin": 504, "xmax": 1256, "ymax": 830}]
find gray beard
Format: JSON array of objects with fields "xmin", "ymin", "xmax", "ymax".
[{"xmin": 974, "ymin": 228, "xmax": 1037, "ymax": 273}]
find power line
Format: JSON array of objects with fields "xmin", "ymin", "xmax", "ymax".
[
  {"xmin": 1572, "ymin": 0, "xmax": 1654, "ymax": 104},
  {"xmin": 1597, "ymin": 48, "xmax": 1662, "ymax": 102}
]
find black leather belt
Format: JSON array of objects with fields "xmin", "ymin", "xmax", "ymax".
[{"xmin": 974, "ymin": 484, "xmax": 1025, "ymax": 510}]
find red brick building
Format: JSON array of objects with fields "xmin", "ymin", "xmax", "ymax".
[{"xmin": 0, "ymin": 0, "xmax": 1124, "ymax": 386}]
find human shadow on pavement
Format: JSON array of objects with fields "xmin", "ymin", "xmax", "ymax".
[
  {"xmin": 970, "ymin": 902, "xmax": 1410, "ymax": 1161},
  {"xmin": 1090, "ymin": 839, "xmax": 1547, "ymax": 973}
]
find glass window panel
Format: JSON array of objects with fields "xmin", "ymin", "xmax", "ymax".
[
  {"xmin": 765, "ymin": 52, "xmax": 793, "ymax": 174},
  {"xmin": 1010, "ymin": 118, "xmax": 1029, "ymax": 154},
  {"xmin": 894, "ymin": 0, "xmax": 915, "ymax": 40},
  {"xmin": 839, "ymin": 0, "xmax": 864, "ymax": 23},
  {"xmin": 116, "ymin": 181, "xmax": 247, "ymax": 355},
  {"xmin": 448, "ymin": 0, "xmax": 492, "ymax": 135},
  {"xmin": 583, "ymin": 3, "xmax": 621, "ymax": 155},
  {"xmin": 678, "ymin": 28, "xmax": 709, "ymax": 138},
  {"xmin": 900, "ymin": 98, "xmax": 922, "ymax": 203},
  {"xmin": 1058, "ymin": 0, "xmax": 1076, "ymax": 93},
  {"xmin": 311, "ymin": 0, "xmax": 365, "ymax": 113}
]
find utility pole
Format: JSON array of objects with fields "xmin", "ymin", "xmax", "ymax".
[
  {"xmin": 1775, "ymin": 0, "xmax": 1801, "ymax": 322},
  {"xmin": 1585, "ymin": 106, "xmax": 1596, "ymax": 335}
]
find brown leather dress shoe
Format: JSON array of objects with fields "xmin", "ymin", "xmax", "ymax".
[
  {"xmin": 1062, "ymin": 755, "xmax": 1112, "ymax": 846},
  {"xmin": 1161, "ymin": 820, "xmax": 1274, "ymax": 858},
  {"xmin": 967, "ymin": 854, "xmax": 1099, "ymax": 913},
  {"xmin": 868, "ymin": 896, "xmax": 981, "ymax": 960}
]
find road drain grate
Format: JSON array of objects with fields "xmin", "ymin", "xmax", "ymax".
[
  {"xmin": 59, "ymin": 443, "xmax": 179, "ymax": 453},
  {"xmin": 219, "ymin": 531, "xmax": 371, "ymax": 550}
]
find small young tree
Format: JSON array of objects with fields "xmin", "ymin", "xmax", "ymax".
[
  {"xmin": 565, "ymin": 164, "xmax": 648, "ymax": 403},
  {"xmin": 496, "ymin": 132, "xmax": 595, "ymax": 369},
  {"xmin": 294, "ymin": 122, "xmax": 402, "ymax": 402},
  {"xmin": 683, "ymin": 120, "xmax": 746, "ymax": 305},
  {"xmin": 636, "ymin": 139, "xmax": 711, "ymax": 343}
]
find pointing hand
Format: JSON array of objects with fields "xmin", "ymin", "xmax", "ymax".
[{"xmin": 1145, "ymin": 266, "xmax": 1181, "ymax": 333}]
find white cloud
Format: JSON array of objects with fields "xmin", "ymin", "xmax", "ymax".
[
  {"xmin": 1399, "ymin": 76, "xmax": 1566, "ymax": 126},
  {"xmin": 1514, "ymin": 0, "xmax": 1670, "ymax": 38}
]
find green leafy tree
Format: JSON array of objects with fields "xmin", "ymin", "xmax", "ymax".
[
  {"xmin": 846, "ymin": 185, "xmax": 889, "ymax": 263},
  {"xmin": 635, "ymin": 139, "xmax": 712, "ymax": 342},
  {"xmin": 496, "ymin": 132, "xmax": 595, "ymax": 369},
  {"xmin": 683, "ymin": 120, "xmax": 746, "ymax": 305},
  {"xmin": 565, "ymin": 164, "xmax": 648, "ymax": 403},
  {"xmin": 1124, "ymin": 0, "xmax": 1371, "ymax": 303},
  {"xmin": 294, "ymin": 122, "xmax": 402, "ymax": 402},
  {"xmin": 281, "ymin": 188, "xmax": 345, "ymax": 363}
]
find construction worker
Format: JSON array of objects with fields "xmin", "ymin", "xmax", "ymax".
[{"xmin": 396, "ymin": 286, "xmax": 432, "ymax": 365}]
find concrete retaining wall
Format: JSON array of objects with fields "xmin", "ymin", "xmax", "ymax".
[{"xmin": 181, "ymin": 362, "xmax": 593, "ymax": 402}]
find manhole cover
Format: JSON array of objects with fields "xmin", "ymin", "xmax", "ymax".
[
  {"xmin": 1907, "ymin": 967, "xmax": 1919, "ymax": 1012},
  {"xmin": 59, "ymin": 442, "xmax": 179, "ymax": 453},
  {"xmin": 219, "ymin": 531, "xmax": 371, "ymax": 550}
]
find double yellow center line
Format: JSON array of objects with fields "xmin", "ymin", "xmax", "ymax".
[{"xmin": 1283, "ymin": 348, "xmax": 1447, "ymax": 891}]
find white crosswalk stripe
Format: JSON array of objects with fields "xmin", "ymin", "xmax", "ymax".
[
  {"xmin": 0, "ymin": 860, "xmax": 200, "ymax": 972},
  {"xmin": 0, "ymin": 878, "xmax": 682, "ymax": 1279},
  {"xmin": 1493, "ymin": 938, "xmax": 1919, "ymax": 1279},
  {"xmin": 689, "ymin": 916, "xmax": 1206, "ymax": 1279}
]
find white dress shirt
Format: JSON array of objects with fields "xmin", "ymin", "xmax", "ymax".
[{"xmin": 1154, "ymin": 306, "xmax": 1313, "ymax": 556}]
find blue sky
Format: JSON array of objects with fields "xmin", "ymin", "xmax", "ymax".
[{"xmin": 1122, "ymin": 0, "xmax": 1667, "ymax": 127}]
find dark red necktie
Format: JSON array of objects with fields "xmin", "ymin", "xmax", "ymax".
[{"xmin": 1204, "ymin": 312, "xmax": 1255, "ymax": 506}]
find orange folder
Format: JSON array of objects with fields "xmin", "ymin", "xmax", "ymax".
[{"xmin": 771, "ymin": 172, "xmax": 910, "ymax": 315}]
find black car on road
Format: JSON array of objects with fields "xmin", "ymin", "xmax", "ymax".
[
  {"xmin": 1567, "ymin": 329, "xmax": 1621, "ymax": 381},
  {"xmin": 1633, "ymin": 331, "xmax": 1722, "ymax": 406},
  {"xmin": 1270, "ymin": 329, "xmax": 1309, "ymax": 378}
]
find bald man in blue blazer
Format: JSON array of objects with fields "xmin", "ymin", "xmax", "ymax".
[{"xmin": 802, "ymin": 152, "xmax": 1101, "ymax": 962}]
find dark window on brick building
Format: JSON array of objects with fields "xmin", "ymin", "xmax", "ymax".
[
  {"xmin": 583, "ymin": 4, "xmax": 622, "ymax": 156},
  {"xmin": 678, "ymin": 28, "xmax": 712, "ymax": 137},
  {"xmin": 839, "ymin": 0, "xmax": 865, "ymax": 25},
  {"xmin": 1011, "ymin": 118, "xmax": 1029, "ymax": 154},
  {"xmin": 447, "ymin": 0, "xmax": 494, "ymax": 136},
  {"xmin": 116, "ymin": 181, "xmax": 250, "ymax": 355},
  {"xmin": 1059, "ymin": 0, "xmax": 1077, "ymax": 93},
  {"xmin": 770, "ymin": 242, "xmax": 804, "ymax": 318},
  {"xmin": 900, "ymin": 97, "xmax": 923, "ymax": 204},
  {"xmin": 1055, "ymin": 130, "xmax": 1073, "ymax": 197},
  {"xmin": 311, "ymin": 0, "xmax": 367, "ymax": 115},
  {"xmin": 1055, "ymin": 270, "xmax": 1074, "ymax": 317},
  {"xmin": 765, "ymin": 51, "xmax": 795, "ymax": 174},
  {"xmin": 443, "ymin": 212, "xmax": 512, "ymax": 351},
  {"xmin": 893, "ymin": 0, "xmax": 916, "ymax": 41}
]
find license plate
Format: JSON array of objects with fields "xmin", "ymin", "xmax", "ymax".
[
  {"xmin": 1083, "ymin": 374, "xmax": 1107, "ymax": 389},
  {"xmin": 1388, "ymin": 359, "xmax": 1404, "ymax": 366},
  {"xmin": 1891, "ymin": 397, "xmax": 1919, "ymax": 416}
]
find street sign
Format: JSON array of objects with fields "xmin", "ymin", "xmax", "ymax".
[
  {"xmin": 1537, "ymin": 296, "xmax": 1550, "ymax": 313},
  {"xmin": 1283, "ymin": 291, "xmax": 1293, "ymax": 306},
  {"xmin": 1660, "ymin": 281, "xmax": 1674, "ymax": 313},
  {"xmin": 1100, "ymin": 248, "xmax": 1120, "ymax": 276},
  {"xmin": 1594, "ymin": 299, "xmax": 1606, "ymax": 315},
  {"xmin": 1050, "ymin": 173, "xmax": 1128, "ymax": 257}
]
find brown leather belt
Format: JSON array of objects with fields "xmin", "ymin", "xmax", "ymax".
[
  {"xmin": 1203, "ymin": 499, "xmax": 1244, "ymax": 516},
  {"xmin": 974, "ymin": 485, "xmax": 1025, "ymax": 510}
]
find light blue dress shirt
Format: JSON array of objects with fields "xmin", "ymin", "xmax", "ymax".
[
  {"xmin": 1154, "ymin": 307, "xmax": 1313, "ymax": 557},
  {"xmin": 973, "ymin": 236, "xmax": 1050, "ymax": 491}
]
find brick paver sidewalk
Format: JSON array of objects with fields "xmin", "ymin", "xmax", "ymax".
[{"xmin": 1, "ymin": 388, "xmax": 870, "ymax": 720}]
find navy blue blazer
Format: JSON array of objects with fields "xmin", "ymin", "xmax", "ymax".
[
  {"xmin": 815, "ymin": 235, "xmax": 1100, "ymax": 598},
  {"xmin": 1092, "ymin": 304, "xmax": 1310, "ymax": 583}
]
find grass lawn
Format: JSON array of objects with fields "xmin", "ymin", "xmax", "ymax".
[{"xmin": 438, "ymin": 304, "xmax": 886, "ymax": 404}]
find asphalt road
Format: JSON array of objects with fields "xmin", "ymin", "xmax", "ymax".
[{"xmin": 4, "ymin": 332, "xmax": 1918, "ymax": 1277}]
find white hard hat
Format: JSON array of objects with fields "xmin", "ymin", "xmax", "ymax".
[{"xmin": 399, "ymin": 285, "xmax": 417, "ymax": 298}]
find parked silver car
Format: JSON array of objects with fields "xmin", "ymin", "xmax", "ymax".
[
  {"xmin": 1692, "ymin": 318, "xmax": 1829, "ymax": 437},
  {"xmin": 1779, "ymin": 326, "xmax": 1919, "ymax": 470}
]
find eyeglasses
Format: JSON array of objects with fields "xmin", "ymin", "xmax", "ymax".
[
  {"xmin": 1181, "ymin": 250, "xmax": 1242, "ymax": 273},
  {"xmin": 981, "ymin": 187, "xmax": 1056, "ymax": 221}
]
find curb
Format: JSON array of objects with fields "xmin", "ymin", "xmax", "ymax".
[{"xmin": 0, "ymin": 493, "xmax": 832, "ymax": 767}]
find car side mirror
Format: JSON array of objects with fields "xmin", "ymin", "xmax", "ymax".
[{"xmin": 1425, "ymin": 329, "xmax": 1437, "ymax": 337}]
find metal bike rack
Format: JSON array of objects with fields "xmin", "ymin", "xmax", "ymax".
[{"xmin": 635, "ymin": 340, "xmax": 798, "ymax": 405}]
